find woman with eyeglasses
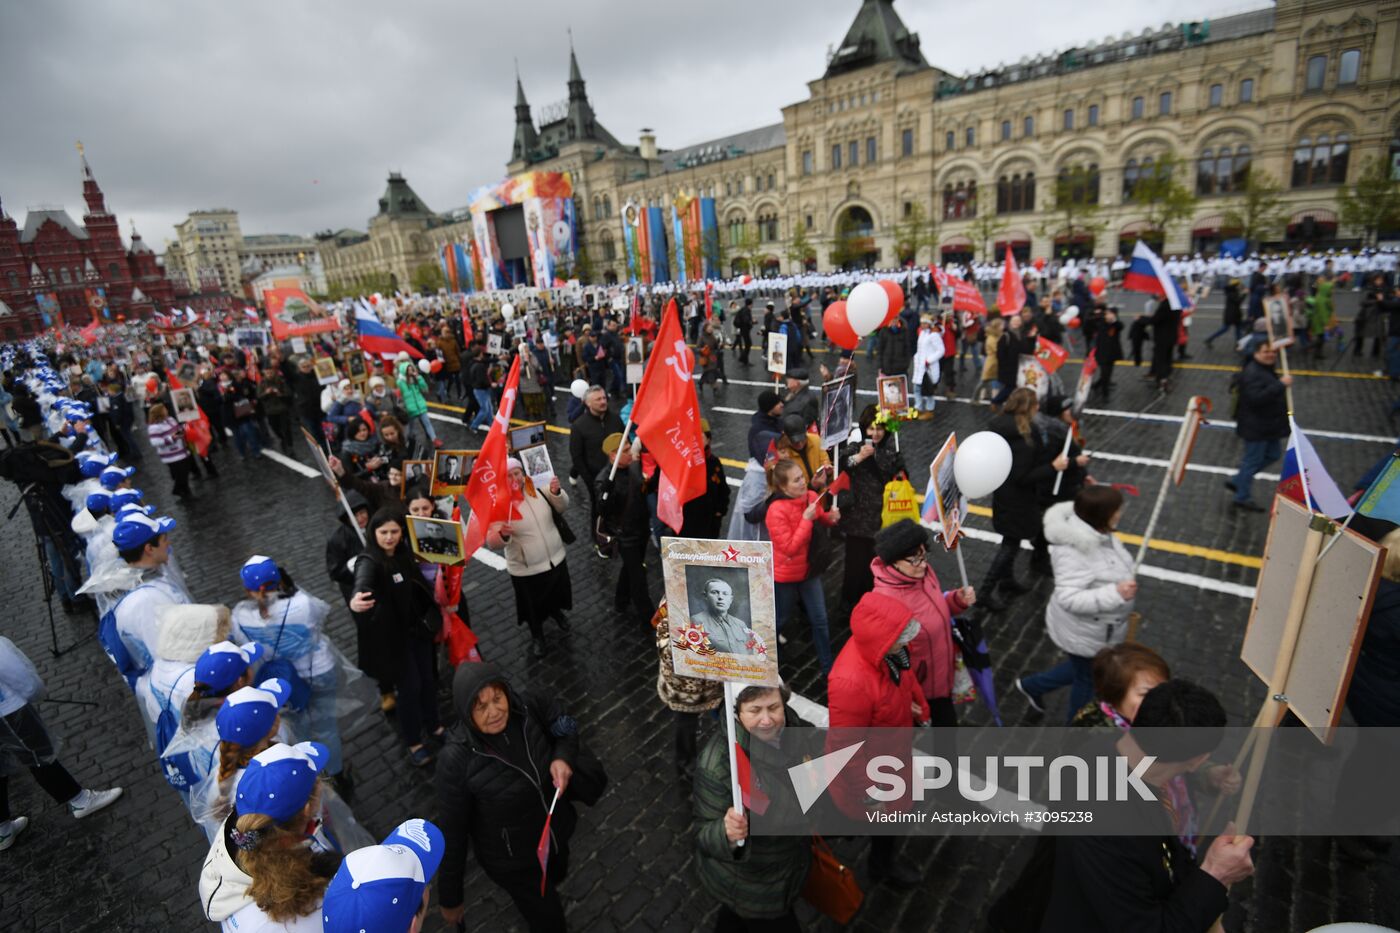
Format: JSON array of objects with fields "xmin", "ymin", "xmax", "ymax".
[{"xmin": 868, "ymin": 519, "xmax": 975, "ymax": 727}]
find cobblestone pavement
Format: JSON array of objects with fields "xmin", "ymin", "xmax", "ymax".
[{"xmin": 3, "ymin": 286, "xmax": 1398, "ymax": 932}]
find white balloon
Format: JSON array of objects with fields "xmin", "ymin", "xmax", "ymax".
[
  {"xmin": 570, "ymin": 378, "xmax": 589, "ymax": 400},
  {"xmin": 501, "ymin": 302, "xmax": 516, "ymax": 320},
  {"xmin": 417, "ymin": 359, "xmax": 432, "ymax": 374},
  {"xmin": 1059, "ymin": 305, "xmax": 1080, "ymax": 325},
  {"xmin": 845, "ymin": 282, "xmax": 889, "ymax": 337},
  {"xmin": 954, "ymin": 431, "xmax": 1014, "ymax": 498}
]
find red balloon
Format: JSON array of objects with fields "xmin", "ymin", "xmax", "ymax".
[
  {"xmin": 823, "ymin": 300, "xmax": 860, "ymax": 351},
  {"xmin": 1089, "ymin": 276, "xmax": 1107, "ymax": 296},
  {"xmin": 1033, "ymin": 257, "xmax": 1046, "ymax": 271},
  {"xmin": 741, "ymin": 274, "xmax": 753, "ymax": 285},
  {"xmin": 1067, "ymin": 317, "xmax": 1082, "ymax": 329},
  {"xmin": 877, "ymin": 280, "xmax": 905, "ymax": 327},
  {"xmin": 429, "ymin": 359, "xmax": 444, "ymax": 374}
]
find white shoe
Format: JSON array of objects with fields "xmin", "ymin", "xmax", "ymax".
[
  {"xmin": 777, "ymin": 633, "xmax": 788, "ymax": 646},
  {"xmin": 0, "ymin": 816, "xmax": 28, "ymax": 851},
  {"xmin": 69, "ymin": 787, "xmax": 122, "ymax": 819},
  {"xmin": 568, "ymin": 475, "xmax": 578, "ymax": 487}
]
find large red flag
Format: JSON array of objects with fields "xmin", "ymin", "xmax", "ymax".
[
  {"xmin": 462, "ymin": 355, "xmax": 521, "ymax": 560},
  {"xmin": 1034, "ymin": 335, "xmax": 1069, "ymax": 374},
  {"xmin": 632, "ymin": 299, "xmax": 707, "ymax": 532},
  {"xmin": 460, "ymin": 295, "xmax": 474, "ymax": 346},
  {"xmin": 167, "ymin": 368, "xmax": 213, "ymax": 457},
  {"xmin": 929, "ymin": 265, "xmax": 988, "ymax": 315},
  {"xmin": 997, "ymin": 247, "xmax": 1026, "ymax": 314}
]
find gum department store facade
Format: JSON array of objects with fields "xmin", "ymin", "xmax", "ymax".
[{"xmin": 320, "ymin": 0, "xmax": 1400, "ymax": 291}]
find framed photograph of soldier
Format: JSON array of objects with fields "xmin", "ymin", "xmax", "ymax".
[
  {"xmin": 233, "ymin": 327, "xmax": 269, "ymax": 349},
  {"xmin": 508, "ymin": 422, "xmax": 546, "ymax": 453},
  {"xmin": 290, "ymin": 336, "xmax": 308, "ymax": 355},
  {"xmin": 431, "ymin": 449, "xmax": 475, "ymax": 496},
  {"xmin": 312, "ymin": 355, "xmax": 340, "ymax": 385},
  {"xmin": 1263, "ymin": 296, "xmax": 1295, "ymax": 350},
  {"xmin": 487, "ymin": 333, "xmax": 504, "ymax": 355},
  {"xmin": 170, "ymin": 387, "xmax": 201, "ymax": 423},
  {"xmin": 300, "ymin": 426, "xmax": 339, "ymax": 492},
  {"xmin": 406, "ymin": 515, "xmax": 466, "ymax": 565},
  {"xmin": 517, "ymin": 442, "xmax": 555, "ymax": 488},
  {"xmin": 766, "ymin": 332, "xmax": 787, "ymax": 376},
  {"xmin": 928, "ymin": 433, "xmax": 965, "ymax": 549},
  {"xmin": 343, "ymin": 350, "xmax": 368, "ymax": 382},
  {"xmin": 820, "ymin": 374, "xmax": 855, "ymax": 449},
  {"xmin": 625, "ymin": 336, "xmax": 645, "ymax": 384},
  {"xmin": 876, "ymin": 375, "xmax": 908, "ymax": 415},
  {"xmin": 402, "ymin": 459, "xmax": 432, "ymax": 495},
  {"xmin": 660, "ymin": 537, "xmax": 778, "ymax": 686}
]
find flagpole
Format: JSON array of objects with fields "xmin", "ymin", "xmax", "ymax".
[
  {"xmin": 1278, "ymin": 346, "xmax": 1295, "ymax": 413},
  {"xmin": 723, "ymin": 681, "xmax": 746, "ymax": 848},
  {"xmin": 1133, "ymin": 402, "xmax": 1194, "ymax": 573},
  {"xmin": 1050, "ymin": 428, "xmax": 1074, "ymax": 496}
]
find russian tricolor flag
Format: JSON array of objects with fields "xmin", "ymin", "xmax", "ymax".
[
  {"xmin": 1123, "ymin": 241, "xmax": 1190, "ymax": 311},
  {"xmin": 355, "ymin": 300, "xmax": 422, "ymax": 360},
  {"xmin": 1278, "ymin": 418, "xmax": 1353, "ymax": 518}
]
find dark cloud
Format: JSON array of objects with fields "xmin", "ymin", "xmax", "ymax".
[{"xmin": 0, "ymin": 0, "xmax": 1232, "ymax": 249}]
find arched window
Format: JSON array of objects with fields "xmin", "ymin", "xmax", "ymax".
[
  {"xmin": 1292, "ymin": 137, "xmax": 1312, "ymax": 187},
  {"xmin": 997, "ymin": 175, "xmax": 1010, "ymax": 213},
  {"xmin": 1290, "ymin": 132, "xmax": 1350, "ymax": 187},
  {"xmin": 943, "ymin": 183, "xmax": 956, "ymax": 220},
  {"xmin": 1339, "ymin": 49, "xmax": 1360, "ymax": 86},
  {"xmin": 1197, "ymin": 149, "xmax": 1216, "ymax": 196},
  {"xmin": 1023, "ymin": 115, "xmax": 1034, "ymax": 137},
  {"xmin": 727, "ymin": 216, "xmax": 745, "ymax": 247},
  {"xmin": 600, "ymin": 230, "xmax": 616, "ymax": 262},
  {"xmin": 1312, "ymin": 134, "xmax": 1331, "ymax": 183},
  {"xmin": 1331, "ymin": 134, "xmax": 1350, "ymax": 184},
  {"xmin": 1233, "ymin": 145, "xmax": 1252, "ymax": 189},
  {"xmin": 1305, "ymin": 55, "xmax": 1326, "ymax": 91},
  {"xmin": 945, "ymin": 130, "xmax": 955, "ymax": 151},
  {"xmin": 1216, "ymin": 147, "xmax": 1234, "ymax": 193},
  {"xmin": 1001, "ymin": 120, "xmax": 1011, "ymax": 141},
  {"xmin": 602, "ymin": 194, "xmax": 611, "ymax": 216},
  {"xmin": 1123, "ymin": 159, "xmax": 1139, "ymax": 201}
]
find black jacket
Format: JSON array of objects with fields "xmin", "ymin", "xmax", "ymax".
[
  {"xmin": 987, "ymin": 413, "xmax": 1057, "ymax": 540},
  {"xmin": 467, "ymin": 356, "xmax": 491, "ymax": 390},
  {"xmin": 350, "ymin": 544, "xmax": 436, "ymax": 644},
  {"xmin": 839, "ymin": 436, "xmax": 905, "ymax": 540},
  {"xmin": 283, "ymin": 363, "xmax": 325, "ymax": 422},
  {"xmin": 1233, "ymin": 358, "xmax": 1287, "ymax": 442},
  {"xmin": 436, "ymin": 663, "xmax": 578, "ymax": 907},
  {"xmin": 569, "ymin": 406, "xmax": 623, "ymax": 485},
  {"xmin": 748, "ymin": 412, "xmax": 782, "ymax": 462},
  {"xmin": 596, "ymin": 460, "xmax": 651, "ymax": 547},
  {"xmin": 784, "ymin": 386, "xmax": 820, "ymax": 430},
  {"xmin": 1347, "ymin": 578, "xmax": 1400, "ymax": 727},
  {"xmin": 680, "ymin": 451, "xmax": 731, "ymax": 540},
  {"xmin": 1094, "ymin": 320, "xmax": 1124, "ymax": 364},
  {"xmin": 996, "ymin": 330, "xmax": 1034, "ymax": 386},
  {"xmin": 325, "ymin": 491, "xmax": 369, "ymax": 605},
  {"xmin": 877, "ymin": 325, "xmax": 913, "ymax": 376}
]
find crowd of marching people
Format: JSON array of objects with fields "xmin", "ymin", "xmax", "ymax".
[{"xmin": 1, "ymin": 243, "xmax": 1398, "ymax": 932}]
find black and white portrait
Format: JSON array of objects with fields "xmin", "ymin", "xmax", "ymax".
[
  {"xmin": 407, "ymin": 516, "xmax": 465, "ymax": 564},
  {"xmin": 431, "ymin": 449, "xmax": 473, "ymax": 494},
  {"xmin": 519, "ymin": 443, "xmax": 554, "ymax": 487},
  {"xmin": 509, "ymin": 422, "xmax": 546, "ymax": 452},
  {"xmin": 683, "ymin": 565, "xmax": 756, "ymax": 656},
  {"xmin": 170, "ymin": 387, "xmax": 200, "ymax": 423},
  {"xmin": 1264, "ymin": 296, "xmax": 1295, "ymax": 351}
]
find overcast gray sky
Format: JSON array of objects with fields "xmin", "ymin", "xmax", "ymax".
[{"xmin": 0, "ymin": 0, "xmax": 1258, "ymax": 250}]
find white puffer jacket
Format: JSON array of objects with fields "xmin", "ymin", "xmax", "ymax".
[{"xmin": 1043, "ymin": 501, "xmax": 1136, "ymax": 658}]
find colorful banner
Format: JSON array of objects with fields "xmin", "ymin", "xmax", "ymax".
[
  {"xmin": 700, "ymin": 197, "xmax": 719, "ymax": 280},
  {"xmin": 523, "ymin": 196, "xmax": 575, "ymax": 289},
  {"xmin": 466, "ymin": 171, "xmax": 574, "ymax": 292},
  {"xmin": 264, "ymin": 287, "xmax": 340, "ymax": 340},
  {"xmin": 647, "ymin": 206, "xmax": 670, "ymax": 284},
  {"xmin": 671, "ymin": 194, "xmax": 705, "ymax": 285},
  {"xmin": 35, "ymin": 292, "xmax": 60, "ymax": 328},
  {"xmin": 440, "ymin": 241, "xmax": 474, "ymax": 293},
  {"xmin": 622, "ymin": 201, "xmax": 643, "ymax": 284},
  {"xmin": 84, "ymin": 286, "xmax": 109, "ymax": 322}
]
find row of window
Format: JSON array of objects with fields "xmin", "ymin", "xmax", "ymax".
[
  {"xmin": 826, "ymin": 88, "xmax": 880, "ymax": 114},
  {"xmin": 829, "ymin": 137, "xmax": 879, "ymax": 171},
  {"xmin": 1306, "ymin": 49, "xmax": 1361, "ymax": 91}
]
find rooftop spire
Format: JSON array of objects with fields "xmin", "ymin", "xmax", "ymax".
[
  {"xmin": 568, "ymin": 29, "xmax": 583, "ymax": 86},
  {"xmin": 77, "ymin": 141, "xmax": 108, "ymax": 216},
  {"xmin": 825, "ymin": 0, "xmax": 928, "ymax": 78},
  {"xmin": 512, "ymin": 67, "xmax": 540, "ymax": 163}
]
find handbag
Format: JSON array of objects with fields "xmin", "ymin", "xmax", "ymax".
[
  {"xmin": 232, "ymin": 397, "xmax": 255, "ymax": 419},
  {"xmin": 879, "ymin": 475, "xmax": 918, "ymax": 529},
  {"xmin": 548, "ymin": 500, "xmax": 576, "ymax": 545},
  {"xmin": 801, "ymin": 835, "xmax": 863, "ymax": 923}
]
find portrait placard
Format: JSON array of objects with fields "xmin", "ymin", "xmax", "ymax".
[
  {"xmin": 407, "ymin": 516, "xmax": 465, "ymax": 565},
  {"xmin": 518, "ymin": 442, "xmax": 555, "ymax": 488},
  {"xmin": 766, "ymin": 332, "xmax": 787, "ymax": 376},
  {"xmin": 312, "ymin": 356, "xmax": 339, "ymax": 386},
  {"xmin": 820, "ymin": 374, "xmax": 855, "ymax": 449},
  {"xmin": 626, "ymin": 336, "xmax": 645, "ymax": 384},
  {"xmin": 661, "ymin": 538, "xmax": 778, "ymax": 686},
  {"xmin": 508, "ymin": 421, "xmax": 546, "ymax": 453},
  {"xmin": 300, "ymin": 426, "xmax": 338, "ymax": 491},
  {"xmin": 928, "ymin": 433, "xmax": 965, "ymax": 548},
  {"xmin": 170, "ymin": 387, "xmax": 200, "ymax": 424},
  {"xmin": 487, "ymin": 333, "xmax": 504, "ymax": 355},
  {"xmin": 1263, "ymin": 296, "xmax": 1295, "ymax": 351},
  {"xmin": 233, "ymin": 327, "xmax": 270, "ymax": 349},
  {"xmin": 431, "ymin": 449, "xmax": 476, "ymax": 496},
  {"xmin": 402, "ymin": 459, "xmax": 432, "ymax": 495},
  {"xmin": 343, "ymin": 351, "xmax": 368, "ymax": 382},
  {"xmin": 876, "ymin": 375, "xmax": 908, "ymax": 415}
]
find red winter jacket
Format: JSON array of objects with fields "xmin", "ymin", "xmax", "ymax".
[
  {"xmin": 763, "ymin": 491, "xmax": 835, "ymax": 583},
  {"xmin": 826, "ymin": 591, "xmax": 930, "ymax": 816},
  {"xmin": 870, "ymin": 557, "xmax": 968, "ymax": 701}
]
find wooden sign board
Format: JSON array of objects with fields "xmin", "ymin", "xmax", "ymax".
[{"xmin": 1240, "ymin": 495, "xmax": 1383, "ymax": 743}]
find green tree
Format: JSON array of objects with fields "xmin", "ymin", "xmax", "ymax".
[
  {"xmin": 411, "ymin": 262, "xmax": 444, "ymax": 294},
  {"xmin": 735, "ymin": 223, "xmax": 766, "ymax": 278},
  {"xmin": 1222, "ymin": 169, "xmax": 1286, "ymax": 252},
  {"xmin": 892, "ymin": 201, "xmax": 940, "ymax": 266},
  {"xmin": 1339, "ymin": 157, "xmax": 1400, "ymax": 247},
  {"xmin": 555, "ymin": 247, "xmax": 596, "ymax": 285},
  {"xmin": 1036, "ymin": 166, "xmax": 1107, "ymax": 258},
  {"xmin": 966, "ymin": 189, "xmax": 1009, "ymax": 261},
  {"xmin": 1131, "ymin": 152, "xmax": 1197, "ymax": 237},
  {"xmin": 785, "ymin": 220, "xmax": 816, "ymax": 272}
]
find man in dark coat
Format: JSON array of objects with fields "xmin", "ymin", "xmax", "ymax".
[
  {"xmin": 596, "ymin": 435, "xmax": 655, "ymax": 628},
  {"xmin": 1227, "ymin": 343, "xmax": 1291, "ymax": 512},
  {"xmin": 436, "ymin": 662, "xmax": 580, "ymax": 931},
  {"xmin": 781, "ymin": 367, "xmax": 820, "ymax": 430},
  {"xmin": 283, "ymin": 355, "xmax": 326, "ymax": 441},
  {"xmin": 569, "ymin": 385, "xmax": 623, "ymax": 547},
  {"xmin": 679, "ymin": 421, "xmax": 731, "ymax": 540},
  {"xmin": 1147, "ymin": 297, "xmax": 1180, "ymax": 387},
  {"xmin": 732, "ymin": 300, "xmax": 754, "ymax": 365},
  {"xmin": 1092, "ymin": 307, "xmax": 1124, "ymax": 397},
  {"xmin": 322, "ymin": 490, "xmax": 393, "ymax": 700},
  {"xmin": 877, "ymin": 316, "xmax": 913, "ymax": 378}
]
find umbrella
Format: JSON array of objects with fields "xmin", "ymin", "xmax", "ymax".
[{"xmin": 950, "ymin": 614, "xmax": 1001, "ymax": 726}]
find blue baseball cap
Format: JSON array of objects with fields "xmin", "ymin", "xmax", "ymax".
[
  {"xmin": 321, "ymin": 819, "xmax": 445, "ymax": 933},
  {"xmin": 215, "ymin": 678, "xmax": 291, "ymax": 745},
  {"xmin": 85, "ymin": 492, "xmax": 112, "ymax": 514},
  {"xmin": 99, "ymin": 465, "xmax": 136, "ymax": 490},
  {"xmin": 78, "ymin": 451, "xmax": 118, "ymax": 478},
  {"xmin": 116, "ymin": 503, "xmax": 155, "ymax": 520},
  {"xmin": 194, "ymin": 640, "xmax": 264, "ymax": 693},
  {"xmin": 64, "ymin": 408, "xmax": 91, "ymax": 423},
  {"xmin": 111, "ymin": 488, "xmax": 144, "ymax": 509},
  {"xmin": 240, "ymin": 555, "xmax": 281, "ymax": 592},
  {"xmin": 235, "ymin": 741, "xmax": 330, "ymax": 823},
  {"xmin": 111, "ymin": 512, "xmax": 175, "ymax": 550}
]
